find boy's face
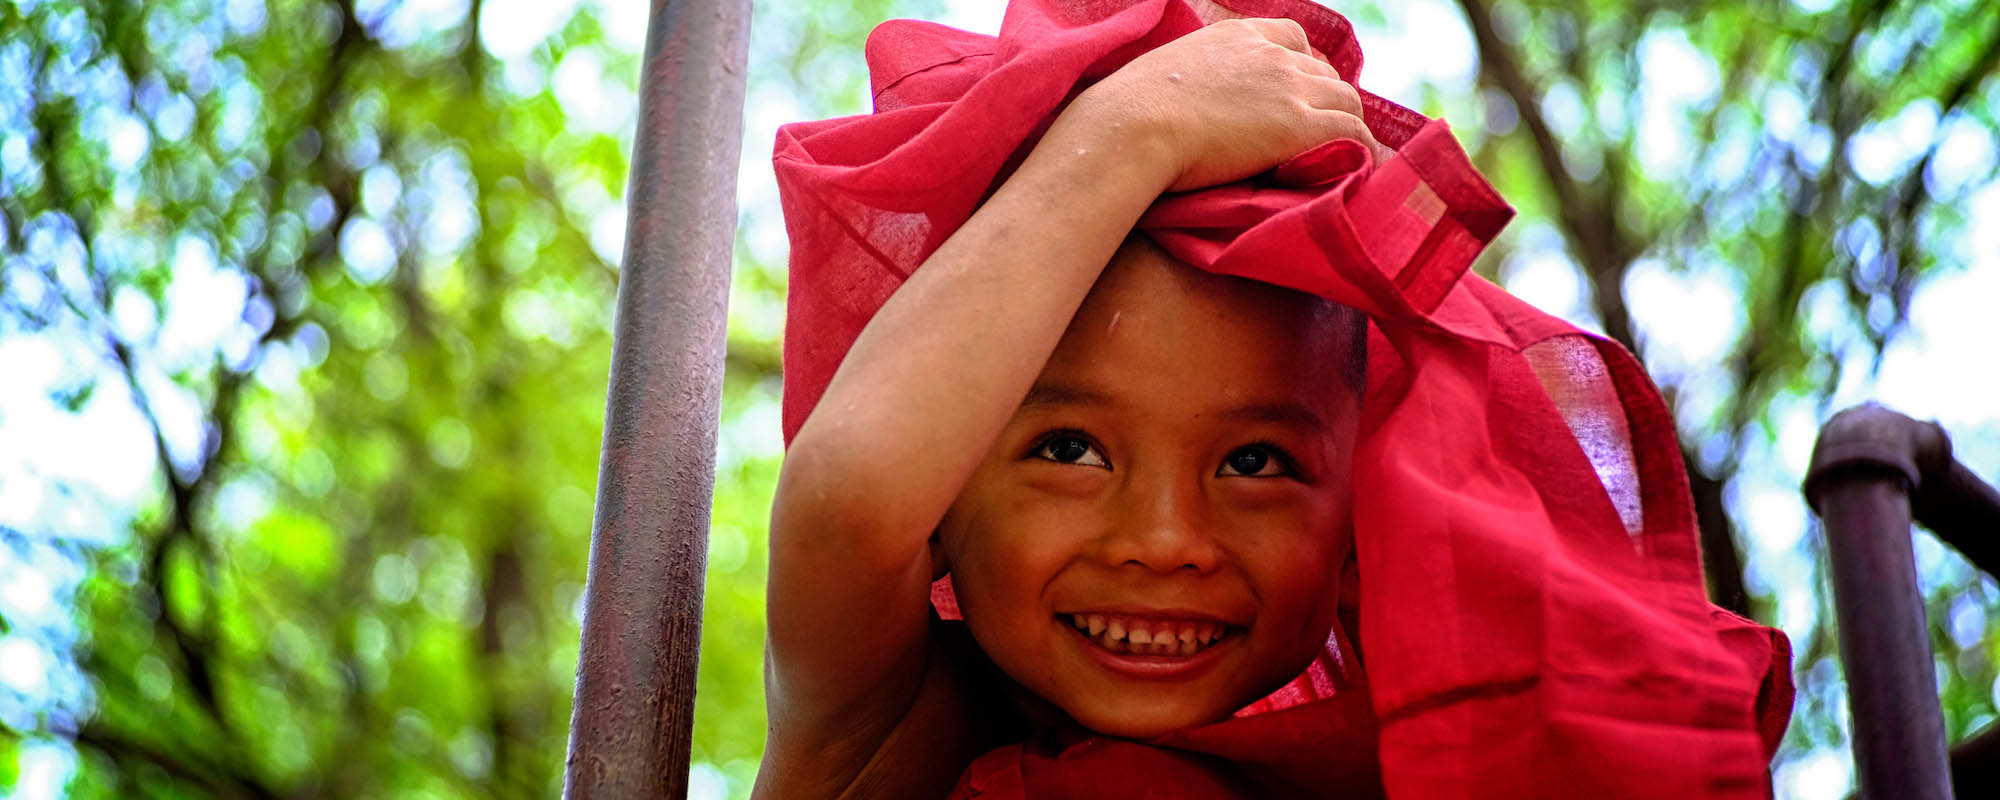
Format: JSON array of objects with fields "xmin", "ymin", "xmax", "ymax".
[{"xmin": 936, "ymin": 238, "xmax": 1360, "ymax": 738}]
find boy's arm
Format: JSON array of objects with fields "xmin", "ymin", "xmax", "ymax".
[{"xmin": 766, "ymin": 17, "xmax": 1377, "ymax": 743}]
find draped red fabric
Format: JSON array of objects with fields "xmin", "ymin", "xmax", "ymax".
[{"xmin": 772, "ymin": 1, "xmax": 1794, "ymax": 796}]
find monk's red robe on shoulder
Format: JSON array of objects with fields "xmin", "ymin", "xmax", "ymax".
[{"xmin": 773, "ymin": 1, "xmax": 1794, "ymax": 797}]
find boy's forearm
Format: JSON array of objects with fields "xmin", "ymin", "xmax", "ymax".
[
  {"xmin": 779, "ymin": 97, "xmax": 1173, "ymax": 557},
  {"xmin": 775, "ymin": 15, "xmax": 1372, "ymax": 568},
  {"xmin": 763, "ymin": 16, "xmax": 1379, "ymax": 773}
]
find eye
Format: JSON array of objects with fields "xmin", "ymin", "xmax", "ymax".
[
  {"xmin": 1218, "ymin": 444, "xmax": 1293, "ymax": 478},
  {"xmin": 1031, "ymin": 432, "xmax": 1110, "ymax": 469}
]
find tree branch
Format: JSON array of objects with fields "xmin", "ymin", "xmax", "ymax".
[
  {"xmin": 72, "ymin": 723, "xmax": 277, "ymax": 800},
  {"xmin": 1454, "ymin": 0, "xmax": 1754, "ymax": 615},
  {"xmin": 46, "ymin": 0, "xmax": 372, "ymax": 792},
  {"xmin": 1881, "ymin": 7, "xmax": 2000, "ymax": 330},
  {"xmin": 25, "ymin": 37, "xmax": 244, "ymax": 739},
  {"xmin": 1454, "ymin": 0, "xmax": 1639, "ymax": 350}
]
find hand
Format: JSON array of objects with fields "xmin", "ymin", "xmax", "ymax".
[{"xmin": 1069, "ymin": 17, "xmax": 1380, "ymax": 193}]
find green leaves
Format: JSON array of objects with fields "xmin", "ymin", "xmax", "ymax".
[
  {"xmin": 1457, "ymin": 0, "xmax": 2000, "ymax": 791},
  {"xmin": 3, "ymin": 1, "xmax": 1993, "ymax": 798}
]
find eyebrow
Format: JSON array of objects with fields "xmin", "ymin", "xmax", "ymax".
[
  {"xmin": 1018, "ymin": 381, "xmax": 1117, "ymax": 412},
  {"xmin": 1218, "ymin": 402, "xmax": 1326, "ymax": 433},
  {"xmin": 1019, "ymin": 381, "xmax": 1326, "ymax": 433}
]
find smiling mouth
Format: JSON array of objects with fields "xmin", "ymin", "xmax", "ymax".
[{"xmin": 1060, "ymin": 613, "xmax": 1238, "ymax": 657}]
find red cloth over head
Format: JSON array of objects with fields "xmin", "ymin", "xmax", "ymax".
[{"xmin": 773, "ymin": 1, "xmax": 1794, "ymax": 797}]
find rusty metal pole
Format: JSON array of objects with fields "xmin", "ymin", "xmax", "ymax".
[
  {"xmin": 1815, "ymin": 480, "xmax": 1953, "ymax": 800},
  {"xmin": 564, "ymin": 1, "xmax": 750, "ymax": 797},
  {"xmin": 1805, "ymin": 405, "xmax": 1957, "ymax": 800}
]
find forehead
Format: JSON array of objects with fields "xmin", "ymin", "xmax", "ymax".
[{"xmin": 1038, "ymin": 238, "xmax": 1350, "ymax": 411}]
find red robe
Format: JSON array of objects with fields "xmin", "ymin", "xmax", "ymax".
[{"xmin": 773, "ymin": 1, "xmax": 1794, "ymax": 796}]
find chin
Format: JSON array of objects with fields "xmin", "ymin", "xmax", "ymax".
[{"xmin": 1062, "ymin": 696, "xmax": 1231, "ymax": 739}]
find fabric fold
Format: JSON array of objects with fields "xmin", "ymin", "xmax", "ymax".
[{"xmin": 773, "ymin": 1, "xmax": 1794, "ymax": 797}]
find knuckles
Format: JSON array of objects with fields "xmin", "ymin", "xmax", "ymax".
[{"xmin": 1095, "ymin": 14, "xmax": 1370, "ymax": 189}]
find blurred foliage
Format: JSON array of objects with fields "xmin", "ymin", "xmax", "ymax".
[
  {"xmin": 1436, "ymin": 0, "xmax": 2000, "ymax": 784},
  {"xmin": 0, "ymin": 0, "xmax": 1993, "ymax": 798}
]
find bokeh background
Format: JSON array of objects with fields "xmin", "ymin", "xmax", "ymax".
[{"xmin": 2, "ymin": 0, "xmax": 1997, "ymax": 797}]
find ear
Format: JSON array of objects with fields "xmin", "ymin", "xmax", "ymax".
[
  {"xmin": 928, "ymin": 529, "xmax": 951, "ymax": 582},
  {"xmin": 1336, "ymin": 546, "xmax": 1362, "ymax": 671}
]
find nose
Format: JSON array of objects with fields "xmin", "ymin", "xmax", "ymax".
[{"xmin": 1095, "ymin": 467, "xmax": 1223, "ymax": 574}]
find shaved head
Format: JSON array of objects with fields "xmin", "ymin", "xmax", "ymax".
[{"xmin": 1110, "ymin": 235, "xmax": 1366, "ymax": 396}]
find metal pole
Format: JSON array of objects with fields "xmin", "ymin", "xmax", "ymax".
[
  {"xmin": 1805, "ymin": 405, "xmax": 1958, "ymax": 800},
  {"xmin": 564, "ymin": 1, "xmax": 750, "ymax": 797},
  {"xmin": 1912, "ymin": 459, "xmax": 2000, "ymax": 577},
  {"xmin": 1815, "ymin": 478, "xmax": 1954, "ymax": 800}
]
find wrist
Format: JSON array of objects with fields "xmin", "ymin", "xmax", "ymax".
[{"xmin": 1042, "ymin": 83, "xmax": 1181, "ymax": 196}]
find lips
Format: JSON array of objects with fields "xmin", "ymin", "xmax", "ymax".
[{"xmin": 1061, "ymin": 612, "xmax": 1237, "ymax": 656}]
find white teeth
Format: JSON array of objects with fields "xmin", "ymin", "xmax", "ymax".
[{"xmin": 1068, "ymin": 614, "xmax": 1236, "ymax": 656}]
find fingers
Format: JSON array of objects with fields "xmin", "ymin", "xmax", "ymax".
[
  {"xmin": 1236, "ymin": 16, "xmax": 1313, "ymax": 55},
  {"xmin": 1243, "ymin": 17, "xmax": 1336, "ymax": 75},
  {"xmin": 1287, "ymin": 48, "xmax": 1344, "ymax": 82},
  {"xmin": 1298, "ymin": 68, "xmax": 1364, "ymax": 118},
  {"xmin": 1234, "ymin": 19, "xmax": 1373, "ymax": 149},
  {"xmin": 1305, "ymin": 107, "xmax": 1377, "ymax": 152},
  {"xmin": 1250, "ymin": 23, "xmax": 1358, "ymax": 117}
]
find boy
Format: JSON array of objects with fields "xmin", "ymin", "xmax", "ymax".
[
  {"xmin": 762, "ymin": 12, "xmax": 1368, "ymax": 797},
  {"xmin": 761, "ymin": 1, "xmax": 1792, "ymax": 797}
]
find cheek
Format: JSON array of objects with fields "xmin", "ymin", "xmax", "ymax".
[
  {"xmin": 1220, "ymin": 485, "xmax": 1343, "ymax": 544},
  {"xmin": 943, "ymin": 492, "xmax": 1091, "ymax": 609},
  {"xmin": 1253, "ymin": 535, "xmax": 1340, "ymax": 606},
  {"xmin": 941, "ymin": 498, "xmax": 1102, "ymax": 683},
  {"xmin": 1225, "ymin": 496, "xmax": 1346, "ymax": 619}
]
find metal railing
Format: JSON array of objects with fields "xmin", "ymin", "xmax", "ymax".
[
  {"xmin": 1805, "ymin": 404, "xmax": 2000, "ymax": 800},
  {"xmin": 557, "ymin": 3, "xmax": 2000, "ymax": 794},
  {"xmin": 563, "ymin": 1, "xmax": 752, "ymax": 797}
]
